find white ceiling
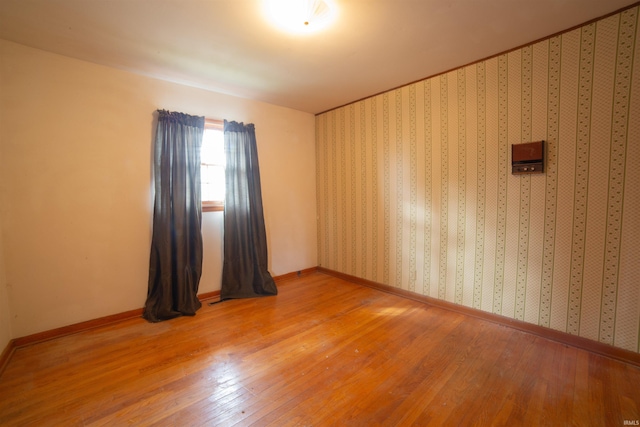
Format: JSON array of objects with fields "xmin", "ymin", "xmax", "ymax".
[{"xmin": 1, "ymin": 0, "xmax": 637, "ymax": 114}]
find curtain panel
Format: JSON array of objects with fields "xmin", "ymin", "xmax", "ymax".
[
  {"xmin": 221, "ymin": 120, "xmax": 277, "ymax": 300},
  {"xmin": 144, "ymin": 110, "xmax": 205, "ymax": 322}
]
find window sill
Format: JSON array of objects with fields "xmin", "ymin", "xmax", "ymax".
[{"xmin": 203, "ymin": 201, "xmax": 224, "ymax": 212}]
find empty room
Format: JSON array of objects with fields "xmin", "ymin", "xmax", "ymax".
[{"xmin": 1, "ymin": 0, "xmax": 639, "ymax": 425}]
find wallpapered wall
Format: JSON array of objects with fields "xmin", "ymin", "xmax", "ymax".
[{"xmin": 316, "ymin": 7, "xmax": 640, "ymax": 352}]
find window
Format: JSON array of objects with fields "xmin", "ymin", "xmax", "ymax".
[{"xmin": 201, "ymin": 119, "xmax": 225, "ymax": 212}]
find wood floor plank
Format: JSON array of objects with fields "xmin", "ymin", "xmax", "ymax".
[
  {"xmin": 346, "ymin": 315, "xmax": 480, "ymax": 425},
  {"xmin": 1, "ymin": 272, "xmax": 639, "ymax": 426},
  {"xmin": 314, "ymin": 306, "xmax": 461, "ymax": 425},
  {"xmin": 406, "ymin": 324, "xmax": 518, "ymax": 425}
]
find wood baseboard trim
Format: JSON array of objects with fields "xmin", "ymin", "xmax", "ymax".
[
  {"xmin": 1, "ymin": 268, "xmax": 318, "ymax": 372},
  {"xmin": 9, "ymin": 288, "xmax": 223, "ymax": 351},
  {"xmin": 317, "ymin": 267, "xmax": 640, "ymax": 368},
  {"xmin": 12, "ymin": 307, "xmax": 145, "ymax": 349},
  {"xmin": 0, "ymin": 339, "xmax": 16, "ymax": 377},
  {"xmin": 274, "ymin": 267, "xmax": 318, "ymax": 283},
  {"xmin": 198, "ymin": 290, "xmax": 221, "ymax": 302}
]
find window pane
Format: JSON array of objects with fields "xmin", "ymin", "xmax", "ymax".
[
  {"xmin": 209, "ymin": 166, "xmax": 225, "ymax": 202},
  {"xmin": 201, "ymin": 127, "xmax": 225, "ymax": 203},
  {"xmin": 202, "ymin": 128, "xmax": 224, "ymax": 166},
  {"xmin": 201, "ymin": 164, "xmax": 214, "ymax": 183}
]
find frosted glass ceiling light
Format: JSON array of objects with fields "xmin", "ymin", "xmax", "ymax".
[{"xmin": 264, "ymin": 0, "xmax": 337, "ymax": 34}]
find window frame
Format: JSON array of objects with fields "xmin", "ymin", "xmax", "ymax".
[{"xmin": 202, "ymin": 119, "xmax": 225, "ymax": 212}]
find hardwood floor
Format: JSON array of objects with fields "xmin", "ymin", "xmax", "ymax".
[{"xmin": 1, "ymin": 273, "xmax": 639, "ymax": 426}]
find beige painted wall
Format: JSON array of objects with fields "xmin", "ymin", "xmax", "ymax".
[
  {"xmin": 316, "ymin": 7, "xmax": 640, "ymax": 353},
  {"xmin": 0, "ymin": 198, "xmax": 11, "ymax": 351},
  {"xmin": 0, "ymin": 40, "xmax": 317, "ymax": 338},
  {"xmin": 0, "ymin": 81, "xmax": 11, "ymax": 350}
]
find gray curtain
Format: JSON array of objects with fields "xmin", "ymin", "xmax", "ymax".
[
  {"xmin": 144, "ymin": 110, "xmax": 205, "ymax": 322},
  {"xmin": 221, "ymin": 120, "xmax": 277, "ymax": 300}
]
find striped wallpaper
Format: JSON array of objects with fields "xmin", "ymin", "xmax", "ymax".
[{"xmin": 316, "ymin": 6, "xmax": 640, "ymax": 353}]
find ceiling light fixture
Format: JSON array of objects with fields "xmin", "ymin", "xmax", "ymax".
[{"xmin": 263, "ymin": 0, "xmax": 337, "ymax": 34}]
